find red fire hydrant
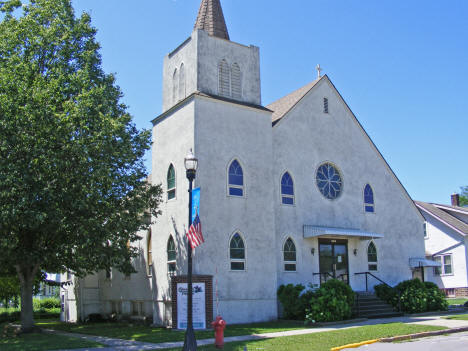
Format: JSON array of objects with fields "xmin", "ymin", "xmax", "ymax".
[{"xmin": 211, "ymin": 315, "xmax": 226, "ymax": 349}]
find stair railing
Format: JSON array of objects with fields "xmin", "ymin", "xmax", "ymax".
[
  {"xmin": 354, "ymin": 272, "xmax": 402, "ymax": 312},
  {"xmin": 313, "ymin": 272, "xmax": 334, "ymax": 283}
]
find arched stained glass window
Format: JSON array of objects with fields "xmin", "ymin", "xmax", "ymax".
[
  {"xmin": 283, "ymin": 238, "xmax": 296, "ymax": 271},
  {"xmin": 367, "ymin": 241, "xmax": 377, "ymax": 271},
  {"xmin": 147, "ymin": 229, "xmax": 152, "ymax": 276},
  {"xmin": 228, "ymin": 160, "xmax": 244, "ymax": 197},
  {"xmin": 167, "ymin": 164, "xmax": 176, "ymax": 200},
  {"xmin": 281, "ymin": 172, "xmax": 295, "ymax": 205},
  {"xmin": 179, "ymin": 63, "xmax": 186, "ymax": 100},
  {"xmin": 231, "ymin": 63, "xmax": 241, "ymax": 99},
  {"xmin": 364, "ymin": 184, "xmax": 374, "ymax": 213},
  {"xmin": 316, "ymin": 162, "xmax": 342, "ymax": 200},
  {"xmin": 229, "ymin": 233, "xmax": 245, "ymax": 271},
  {"xmin": 218, "ymin": 59, "xmax": 230, "ymax": 97},
  {"xmin": 172, "ymin": 69, "xmax": 178, "ymax": 104},
  {"xmin": 167, "ymin": 236, "xmax": 176, "ymax": 275}
]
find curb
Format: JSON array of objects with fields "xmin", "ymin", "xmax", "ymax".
[
  {"xmin": 330, "ymin": 339, "xmax": 379, "ymax": 351},
  {"xmin": 330, "ymin": 326, "xmax": 468, "ymax": 350}
]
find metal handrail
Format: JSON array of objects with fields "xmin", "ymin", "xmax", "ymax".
[
  {"xmin": 354, "ymin": 271, "xmax": 402, "ymax": 312},
  {"xmin": 313, "ymin": 272, "xmax": 334, "ymax": 281}
]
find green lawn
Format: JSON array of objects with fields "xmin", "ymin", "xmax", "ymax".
[
  {"xmin": 444, "ymin": 313, "xmax": 468, "ymax": 320},
  {"xmin": 446, "ymin": 298, "xmax": 468, "ymax": 306},
  {"xmin": 163, "ymin": 323, "xmax": 447, "ymax": 351},
  {"xmin": 38, "ymin": 319, "xmax": 312, "ymax": 343},
  {"xmin": 1, "ymin": 331, "xmax": 103, "ymax": 351}
]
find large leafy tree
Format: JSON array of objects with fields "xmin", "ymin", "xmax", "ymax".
[
  {"xmin": 0, "ymin": 0, "xmax": 162, "ymax": 331},
  {"xmin": 460, "ymin": 186, "xmax": 468, "ymax": 207}
]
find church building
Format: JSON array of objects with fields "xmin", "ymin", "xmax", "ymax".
[{"xmin": 61, "ymin": 0, "xmax": 428, "ymax": 326}]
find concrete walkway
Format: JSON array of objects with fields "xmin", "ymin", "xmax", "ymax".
[{"xmin": 50, "ymin": 312, "xmax": 468, "ymax": 351}]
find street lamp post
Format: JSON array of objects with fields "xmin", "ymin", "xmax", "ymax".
[{"xmin": 183, "ymin": 149, "xmax": 198, "ymax": 351}]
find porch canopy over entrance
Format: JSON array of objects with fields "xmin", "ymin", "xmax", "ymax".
[
  {"xmin": 303, "ymin": 225, "xmax": 384, "ymax": 240},
  {"xmin": 409, "ymin": 257, "xmax": 441, "ymax": 268}
]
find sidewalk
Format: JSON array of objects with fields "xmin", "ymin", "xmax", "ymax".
[{"xmin": 50, "ymin": 312, "xmax": 468, "ymax": 351}]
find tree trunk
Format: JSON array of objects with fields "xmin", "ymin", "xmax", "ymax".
[{"xmin": 15, "ymin": 264, "xmax": 39, "ymax": 333}]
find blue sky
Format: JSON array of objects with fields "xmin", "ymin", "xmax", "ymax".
[{"xmin": 71, "ymin": 0, "xmax": 467, "ymax": 205}]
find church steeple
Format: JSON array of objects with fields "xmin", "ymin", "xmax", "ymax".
[{"xmin": 194, "ymin": 0, "xmax": 230, "ymax": 40}]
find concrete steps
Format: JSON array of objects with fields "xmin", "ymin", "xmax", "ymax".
[{"xmin": 354, "ymin": 292, "xmax": 402, "ymax": 319}]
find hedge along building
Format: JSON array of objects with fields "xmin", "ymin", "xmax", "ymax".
[{"xmin": 62, "ymin": 0, "xmax": 429, "ymax": 325}]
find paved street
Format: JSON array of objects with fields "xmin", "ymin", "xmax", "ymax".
[{"xmin": 350, "ymin": 331, "xmax": 468, "ymax": 351}]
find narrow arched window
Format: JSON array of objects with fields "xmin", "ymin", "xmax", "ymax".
[
  {"xmin": 323, "ymin": 97, "xmax": 329, "ymax": 113},
  {"xmin": 229, "ymin": 233, "xmax": 245, "ymax": 271},
  {"xmin": 179, "ymin": 63, "xmax": 186, "ymax": 100},
  {"xmin": 228, "ymin": 160, "xmax": 244, "ymax": 197},
  {"xmin": 218, "ymin": 59, "xmax": 230, "ymax": 97},
  {"xmin": 367, "ymin": 241, "xmax": 377, "ymax": 271},
  {"xmin": 281, "ymin": 172, "xmax": 295, "ymax": 205},
  {"xmin": 231, "ymin": 63, "xmax": 241, "ymax": 99},
  {"xmin": 167, "ymin": 236, "xmax": 176, "ymax": 275},
  {"xmin": 167, "ymin": 164, "xmax": 176, "ymax": 200},
  {"xmin": 364, "ymin": 184, "xmax": 374, "ymax": 213},
  {"xmin": 172, "ymin": 68, "xmax": 178, "ymax": 104},
  {"xmin": 147, "ymin": 229, "xmax": 152, "ymax": 276},
  {"xmin": 283, "ymin": 238, "xmax": 296, "ymax": 271}
]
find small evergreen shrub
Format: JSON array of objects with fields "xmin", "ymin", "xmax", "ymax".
[
  {"xmin": 424, "ymin": 282, "xmax": 448, "ymax": 311},
  {"xmin": 277, "ymin": 284, "xmax": 308, "ymax": 320},
  {"xmin": 305, "ymin": 279, "xmax": 355, "ymax": 323}
]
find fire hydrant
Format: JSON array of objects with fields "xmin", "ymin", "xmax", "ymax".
[{"xmin": 211, "ymin": 315, "xmax": 226, "ymax": 349}]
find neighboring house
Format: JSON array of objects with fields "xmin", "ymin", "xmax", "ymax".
[
  {"xmin": 415, "ymin": 195, "xmax": 468, "ymax": 297},
  {"xmin": 34, "ymin": 273, "xmax": 60, "ymax": 300},
  {"xmin": 62, "ymin": 0, "xmax": 428, "ymax": 325}
]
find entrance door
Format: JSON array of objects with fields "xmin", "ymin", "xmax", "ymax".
[{"xmin": 319, "ymin": 239, "xmax": 349, "ymax": 284}]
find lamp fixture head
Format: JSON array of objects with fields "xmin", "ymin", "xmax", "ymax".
[
  {"xmin": 353, "ymin": 248, "xmax": 358, "ymax": 256},
  {"xmin": 184, "ymin": 148, "xmax": 198, "ymax": 172},
  {"xmin": 311, "ymin": 248, "xmax": 315, "ymax": 255}
]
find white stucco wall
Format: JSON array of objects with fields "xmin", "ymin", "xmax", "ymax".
[{"xmin": 272, "ymin": 77, "xmax": 426, "ymax": 292}]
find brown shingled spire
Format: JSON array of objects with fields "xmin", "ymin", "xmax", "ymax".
[{"xmin": 194, "ymin": 0, "xmax": 230, "ymax": 40}]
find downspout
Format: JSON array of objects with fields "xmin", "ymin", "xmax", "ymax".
[{"xmin": 80, "ymin": 278, "xmax": 84, "ymax": 322}]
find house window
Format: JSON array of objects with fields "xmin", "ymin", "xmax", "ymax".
[
  {"xmin": 132, "ymin": 301, "xmax": 144, "ymax": 316},
  {"xmin": 167, "ymin": 236, "xmax": 176, "ymax": 275},
  {"xmin": 324, "ymin": 97, "xmax": 329, "ymax": 113},
  {"xmin": 230, "ymin": 233, "xmax": 245, "ymax": 271},
  {"xmin": 283, "ymin": 238, "xmax": 297, "ymax": 271},
  {"xmin": 147, "ymin": 229, "xmax": 152, "ymax": 276},
  {"xmin": 218, "ymin": 59, "xmax": 230, "ymax": 97},
  {"xmin": 434, "ymin": 254, "xmax": 453, "ymax": 275},
  {"xmin": 172, "ymin": 68, "xmax": 178, "ymax": 104},
  {"xmin": 423, "ymin": 223, "xmax": 427, "ymax": 238},
  {"xmin": 228, "ymin": 160, "xmax": 244, "ymax": 197},
  {"xmin": 111, "ymin": 301, "xmax": 122, "ymax": 314},
  {"xmin": 316, "ymin": 162, "xmax": 343, "ymax": 200},
  {"xmin": 364, "ymin": 184, "xmax": 374, "ymax": 213},
  {"xmin": 231, "ymin": 63, "xmax": 241, "ymax": 99},
  {"xmin": 179, "ymin": 63, "xmax": 186, "ymax": 100},
  {"xmin": 281, "ymin": 172, "xmax": 295, "ymax": 205},
  {"xmin": 167, "ymin": 164, "xmax": 176, "ymax": 200},
  {"xmin": 367, "ymin": 241, "xmax": 377, "ymax": 271}
]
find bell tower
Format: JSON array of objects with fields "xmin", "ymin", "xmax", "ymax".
[{"xmin": 161, "ymin": 0, "xmax": 261, "ymax": 112}]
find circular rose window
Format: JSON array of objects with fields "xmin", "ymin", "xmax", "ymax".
[{"xmin": 316, "ymin": 163, "xmax": 343, "ymax": 200}]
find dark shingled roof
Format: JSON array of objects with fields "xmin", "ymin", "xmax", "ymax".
[
  {"xmin": 267, "ymin": 78, "xmax": 321, "ymax": 125},
  {"xmin": 194, "ymin": 0, "xmax": 230, "ymax": 40},
  {"xmin": 415, "ymin": 201, "xmax": 468, "ymax": 236}
]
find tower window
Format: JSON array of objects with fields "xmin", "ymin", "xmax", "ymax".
[
  {"xmin": 283, "ymin": 238, "xmax": 297, "ymax": 271},
  {"xmin": 228, "ymin": 159, "xmax": 244, "ymax": 197},
  {"xmin": 179, "ymin": 63, "xmax": 186, "ymax": 100},
  {"xmin": 231, "ymin": 63, "xmax": 242, "ymax": 99},
  {"xmin": 281, "ymin": 172, "xmax": 295, "ymax": 205},
  {"xmin": 167, "ymin": 236, "xmax": 176, "ymax": 275},
  {"xmin": 364, "ymin": 184, "xmax": 374, "ymax": 213},
  {"xmin": 324, "ymin": 97, "xmax": 329, "ymax": 114},
  {"xmin": 218, "ymin": 59, "xmax": 230, "ymax": 97},
  {"xmin": 173, "ymin": 69, "xmax": 178, "ymax": 104},
  {"xmin": 167, "ymin": 164, "xmax": 176, "ymax": 200},
  {"xmin": 367, "ymin": 241, "xmax": 377, "ymax": 271}
]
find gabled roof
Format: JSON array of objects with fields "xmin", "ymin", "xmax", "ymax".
[
  {"xmin": 415, "ymin": 201, "xmax": 468, "ymax": 236},
  {"xmin": 267, "ymin": 78, "xmax": 321, "ymax": 125},
  {"xmin": 194, "ymin": 0, "xmax": 230, "ymax": 40},
  {"xmin": 433, "ymin": 203, "xmax": 468, "ymax": 215}
]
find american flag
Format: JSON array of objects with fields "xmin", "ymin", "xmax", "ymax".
[{"xmin": 186, "ymin": 214, "xmax": 204, "ymax": 249}]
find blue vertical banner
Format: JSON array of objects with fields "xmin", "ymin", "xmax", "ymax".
[{"xmin": 191, "ymin": 187, "xmax": 200, "ymax": 222}]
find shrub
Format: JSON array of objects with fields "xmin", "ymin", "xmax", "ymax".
[
  {"xmin": 277, "ymin": 284, "xmax": 307, "ymax": 320},
  {"xmin": 375, "ymin": 279, "xmax": 448, "ymax": 313},
  {"xmin": 305, "ymin": 279, "xmax": 355, "ymax": 323},
  {"xmin": 33, "ymin": 297, "xmax": 60, "ymax": 310}
]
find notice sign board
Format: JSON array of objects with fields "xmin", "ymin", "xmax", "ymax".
[{"xmin": 176, "ymin": 282, "xmax": 206, "ymax": 329}]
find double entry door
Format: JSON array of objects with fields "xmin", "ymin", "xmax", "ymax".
[{"xmin": 318, "ymin": 239, "xmax": 349, "ymax": 284}]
